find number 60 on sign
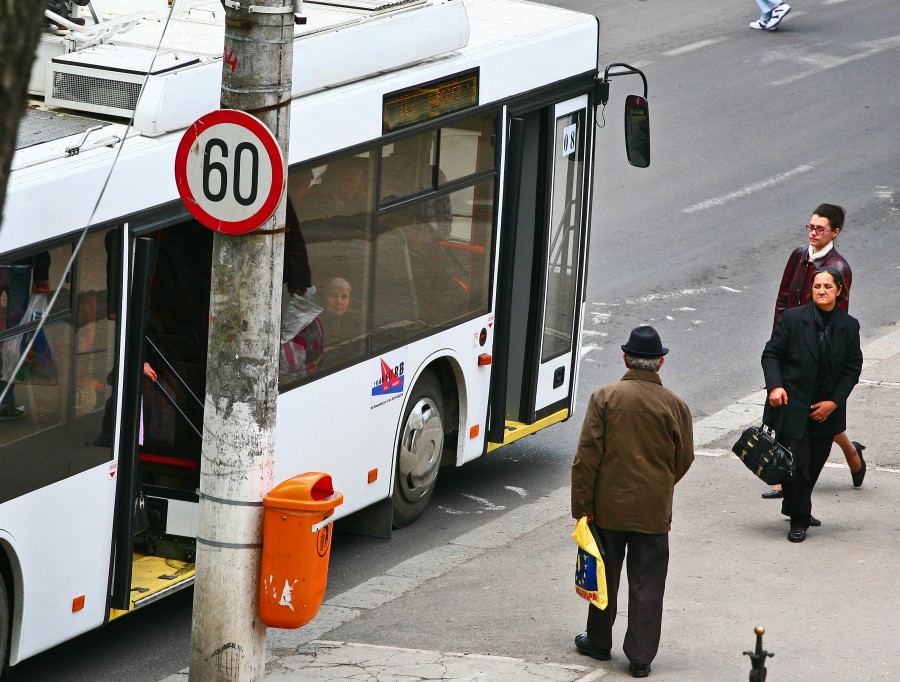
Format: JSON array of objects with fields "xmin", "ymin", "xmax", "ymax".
[{"xmin": 175, "ymin": 109, "xmax": 285, "ymax": 235}]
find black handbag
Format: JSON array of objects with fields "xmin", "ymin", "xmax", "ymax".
[{"xmin": 732, "ymin": 410, "xmax": 796, "ymax": 485}]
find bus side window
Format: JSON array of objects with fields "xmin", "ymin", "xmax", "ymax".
[
  {"xmin": 437, "ymin": 114, "xmax": 496, "ymax": 184},
  {"xmin": 0, "ymin": 229, "xmax": 120, "ymax": 505},
  {"xmin": 282, "ymin": 154, "xmax": 373, "ymax": 389},
  {"xmin": 371, "ymin": 177, "xmax": 494, "ymax": 349}
]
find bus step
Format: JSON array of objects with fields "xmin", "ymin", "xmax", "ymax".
[{"xmin": 138, "ymin": 532, "xmax": 196, "ymax": 563}]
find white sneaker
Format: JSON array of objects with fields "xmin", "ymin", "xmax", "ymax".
[
  {"xmin": 750, "ymin": 19, "xmax": 769, "ymax": 29},
  {"xmin": 766, "ymin": 3, "xmax": 791, "ymax": 29}
]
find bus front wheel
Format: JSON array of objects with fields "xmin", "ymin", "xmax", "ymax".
[
  {"xmin": 392, "ymin": 371, "xmax": 444, "ymax": 528},
  {"xmin": 0, "ymin": 577, "xmax": 9, "ymax": 680}
]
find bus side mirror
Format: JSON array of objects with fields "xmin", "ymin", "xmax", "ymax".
[{"xmin": 624, "ymin": 95, "xmax": 650, "ymax": 168}]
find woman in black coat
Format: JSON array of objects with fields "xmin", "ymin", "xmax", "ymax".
[
  {"xmin": 761, "ymin": 266, "xmax": 863, "ymax": 543},
  {"xmin": 762, "ymin": 203, "xmax": 865, "ymax": 500}
]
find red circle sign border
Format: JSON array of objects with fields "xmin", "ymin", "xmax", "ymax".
[{"xmin": 175, "ymin": 109, "xmax": 285, "ymax": 235}]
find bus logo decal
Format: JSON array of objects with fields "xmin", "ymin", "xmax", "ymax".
[
  {"xmin": 373, "ymin": 359, "xmax": 403, "ymax": 396},
  {"xmin": 371, "ymin": 350, "xmax": 407, "ymax": 408}
]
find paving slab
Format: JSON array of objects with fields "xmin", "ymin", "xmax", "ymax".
[{"xmin": 267, "ymin": 641, "xmax": 602, "ymax": 681}]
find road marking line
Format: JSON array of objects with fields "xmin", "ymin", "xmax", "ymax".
[
  {"xmin": 682, "ymin": 165, "xmax": 814, "ymax": 213},
  {"xmin": 580, "ymin": 343, "xmax": 601, "ymax": 358},
  {"xmin": 860, "ymin": 379, "xmax": 900, "ymax": 388},
  {"xmin": 625, "ymin": 288, "xmax": 708, "ymax": 304},
  {"xmin": 461, "ymin": 493, "xmax": 506, "ymax": 511},
  {"xmin": 771, "ymin": 35, "xmax": 900, "ymax": 86},
  {"xmin": 662, "ymin": 37, "xmax": 727, "ymax": 56}
]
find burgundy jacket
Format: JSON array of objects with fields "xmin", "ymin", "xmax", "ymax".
[{"xmin": 773, "ymin": 245, "xmax": 851, "ymax": 330}]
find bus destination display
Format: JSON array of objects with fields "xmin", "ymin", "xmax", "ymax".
[{"xmin": 383, "ymin": 70, "xmax": 479, "ymax": 133}]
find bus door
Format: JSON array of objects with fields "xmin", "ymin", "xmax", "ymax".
[
  {"xmin": 488, "ymin": 95, "xmax": 590, "ymax": 446},
  {"xmin": 111, "ymin": 217, "xmax": 207, "ymax": 613}
]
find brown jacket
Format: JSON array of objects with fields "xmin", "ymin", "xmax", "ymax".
[{"xmin": 571, "ymin": 369, "xmax": 694, "ymax": 534}]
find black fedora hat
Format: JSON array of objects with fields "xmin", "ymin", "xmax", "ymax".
[{"xmin": 621, "ymin": 326, "xmax": 669, "ymax": 358}]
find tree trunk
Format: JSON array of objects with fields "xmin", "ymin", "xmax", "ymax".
[{"xmin": 0, "ymin": 0, "xmax": 48, "ymax": 224}]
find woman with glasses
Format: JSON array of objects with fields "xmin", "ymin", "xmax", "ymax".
[
  {"xmin": 762, "ymin": 266, "xmax": 862, "ymax": 542},
  {"xmin": 761, "ymin": 203, "xmax": 866, "ymax": 502}
]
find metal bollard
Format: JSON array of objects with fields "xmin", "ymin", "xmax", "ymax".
[{"xmin": 743, "ymin": 626, "xmax": 774, "ymax": 681}]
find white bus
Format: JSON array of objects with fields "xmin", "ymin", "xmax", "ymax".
[{"xmin": 0, "ymin": 0, "xmax": 648, "ymax": 672}]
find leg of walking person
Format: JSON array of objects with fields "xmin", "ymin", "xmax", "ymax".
[
  {"xmin": 621, "ymin": 532, "xmax": 669, "ymax": 668},
  {"xmin": 751, "ymin": 0, "xmax": 790, "ymax": 30},
  {"xmin": 834, "ymin": 430, "xmax": 866, "ymax": 486},
  {"xmin": 762, "ymin": 482, "xmax": 784, "ymax": 499},
  {"xmin": 751, "ymin": 0, "xmax": 778, "ymax": 28},
  {"xmin": 586, "ymin": 528, "xmax": 627, "ymax": 652},
  {"xmin": 782, "ymin": 435, "xmax": 813, "ymax": 539},
  {"xmin": 806, "ymin": 434, "xmax": 835, "ymax": 493}
]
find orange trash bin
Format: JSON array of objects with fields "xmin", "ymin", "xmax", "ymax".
[{"xmin": 259, "ymin": 472, "xmax": 343, "ymax": 628}]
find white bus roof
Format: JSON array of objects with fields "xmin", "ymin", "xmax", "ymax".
[{"xmin": 5, "ymin": 0, "xmax": 597, "ymax": 250}]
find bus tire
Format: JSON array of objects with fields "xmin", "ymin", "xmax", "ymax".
[
  {"xmin": 0, "ymin": 577, "xmax": 9, "ymax": 680},
  {"xmin": 392, "ymin": 370, "xmax": 444, "ymax": 528}
]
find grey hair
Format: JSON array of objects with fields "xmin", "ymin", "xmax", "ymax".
[{"xmin": 626, "ymin": 355, "xmax": 663, "ymax": 372}]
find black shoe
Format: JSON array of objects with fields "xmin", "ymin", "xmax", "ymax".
[
  {"xmin": 761, "ymin": 489, "xmax": 783, "ymax": 499},
  {"xmin": 630, "ymin": 663, "xmax": 651, "ymax": 678},
  {"xmin": 788, "ymin": 527, "xmax": 806, "ymax": 543},
  {"xmin": 0, "ymin": 404, "xmax": 25, "ymax": 421},
  {"xmin": 574, "ymin": 633, "xmax": 611, "ymax": 661},
  {"xmin": 809, "ymin": 516, "xmax": 821, "ymax": 527},
  {"xmin": 851, "ymin": 442, "xmax": 866, "ymax": 488}
]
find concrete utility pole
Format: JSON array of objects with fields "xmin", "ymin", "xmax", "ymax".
[{"xmin": 189, "ymin": 0, "xmax": 294, "ymax": 679}]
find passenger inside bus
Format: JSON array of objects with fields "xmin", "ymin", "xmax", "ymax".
[
  {"xmin": 320, "ymin": 276, "xmax": 364, "ymax": 362},
  {"xmin": 0, "ymin": 252, "xmax": 51, "ymax": 421}
]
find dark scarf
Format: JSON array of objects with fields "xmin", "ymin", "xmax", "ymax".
[{"xmin": 813, "ymin": 306, "xmax": 836, "ymax": 393}]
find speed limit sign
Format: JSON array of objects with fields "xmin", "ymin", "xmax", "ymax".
[{"xmin": 175, "ymin": 109, "xmax": 285, "ymax": 235}]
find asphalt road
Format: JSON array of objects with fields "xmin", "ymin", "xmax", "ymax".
[{"xmin": 11, "ymin": 0, "xmax": 898, "ymax": 679}]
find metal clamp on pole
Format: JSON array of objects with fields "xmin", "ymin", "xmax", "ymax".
[
  {"xmin": 223, "ymin": 0, "xmax": 294, "ymax": 12},
  {"xmin": 248, "ymin": 4, "xmax": 294, "ymax": 13}
]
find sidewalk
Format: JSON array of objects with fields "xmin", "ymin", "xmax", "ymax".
[{"xmin": 163, "ymin": 327, "xmax": 900, "ymax": 681}]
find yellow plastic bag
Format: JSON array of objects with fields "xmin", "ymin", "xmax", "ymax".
[{"xmin": 572, "ymin": 517, "xmax": 608, "ymax": 610}]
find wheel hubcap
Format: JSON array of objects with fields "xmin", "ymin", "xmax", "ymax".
[{"xmin": 398, "ymin": 397, "xmax": 443, "ymax": 502}]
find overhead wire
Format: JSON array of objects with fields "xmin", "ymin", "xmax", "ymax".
[{"xmin": 0, "ymin": 2, "xmax": 178, "ymax": 409}]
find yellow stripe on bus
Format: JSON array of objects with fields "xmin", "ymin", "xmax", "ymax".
[
  {"xmin": 109, "ymin": 553, "xmax": 195, "ymax": 620},
  {"xmin": 486, "ymin": 409, "xmax": 569, "ymax": 452}
]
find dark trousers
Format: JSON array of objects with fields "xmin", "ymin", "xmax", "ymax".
[
  {"xmin": 586, "ymin": 528, "xmax": 669, "ymax": 666},
  {"xmin": 781, "ymin": 433, "xmax": 833, "ymax": 529}
]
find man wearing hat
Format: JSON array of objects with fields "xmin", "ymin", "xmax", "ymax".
[{"xmin": 571, "ymin": 326, "xmax": 694, "ymax": 678}]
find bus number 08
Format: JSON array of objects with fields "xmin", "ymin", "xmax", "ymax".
[{"xmin": 202, "ymin": 138, "xmax": 259, "ymax": 207}]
